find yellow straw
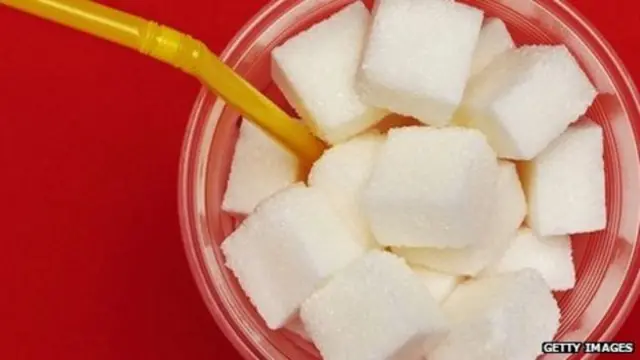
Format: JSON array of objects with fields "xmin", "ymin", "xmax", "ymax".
[{"xmin": 2, "ymin": 0, "xmax": 326, "ymax": 166}]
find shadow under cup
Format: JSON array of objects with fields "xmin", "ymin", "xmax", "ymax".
[{"xmin": 178, "ymin": 0, "xmax": 640, "ymax": 359}]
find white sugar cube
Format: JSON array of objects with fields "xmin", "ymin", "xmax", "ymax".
[
  {"xmin": 301, "ymin": 251, "xmax": 448, "ymax": 360},
  {"xmin": 394, "ymin": 161, "xmax": 526, "ymax": 275},
  {"xmin": 492, "ymin": 161, "xmax": 528, "ymax": 233},
  {"xmin": 308, "ymin": 133, "xmax": 385, "ymax": 248},
  {"xmin": 429, "ymin": 269, "xmax": 560, "ymax": 360},
  {"xmin": 484, "ymin": 228, "xmax": 575, "ymax": 291},
  {"xmin": 222, "ymin": 184, "xmax": 367, "ymax": 329},
  {"xmin": 222, "ymin": 120, "xmax": 298, "ymax": 214},
  {"xmin": 364, "ymin": 127, "xmax": 499, "ymax": 248},
  {"xmin": 470, "ymin": 18, "xmax": 514, "ymax": 76},
  {"xmin": 357, "ymin": 0, "xmax": 483, "ymax": 126},
  {"xmin": 461, "ymin": 45, "xmax": 597, "ymax": 160},
  {"xmin": 412, "ymin": 267, "xmax": 461, "ymax": 303},
  {"xmin": 523, "ymin": 120, "xmax": 606, "ymax": 236},
  {"xmin": 272, "ymin": 2, "xmax": 387, "ymax": 144}
]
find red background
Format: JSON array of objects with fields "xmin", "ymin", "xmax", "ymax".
[{"xmin": 1, "ymin": 1, "xmax": 639, "ymax": 359}]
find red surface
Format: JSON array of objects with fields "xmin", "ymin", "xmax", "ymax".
[{"xmin": 0, "ymin": 1, "xmax": 639, "ymax": 359}]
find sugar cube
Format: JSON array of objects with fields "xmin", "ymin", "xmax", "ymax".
[
  {"xmin": 357, "ymin": 0, "xmax": 483, "ymax": 126},
  {"xmin": 428, "ymin": 269, "xmax": 560, "ymax": 360},
  {"xmin": 470, "ymin": 18, "xmax": 515, "ymax": 76},
  {"xmin": 412, "ymin": 267, "xmax": 461, "ymax": 303},
  {"xmin": 492, "ymin": 161, "xmax": 528, "ymax": 232},
  {"xmin": 363, "ymin": 126, "xmax": 499, "ymax": 248},
  {"xmin": 272, "ymin": 2, "xmax": 387, "ymax": 144},
  {"xmin": 394, "ymin": 161, "xmax": 526, "ymax": 275},
  {"xmin": 222, "ymin": 184, "xmax": 367, "ymax": 329},
  {"xmin": 522, "ymin": 120, "xmax": 606, "ymax": 236},
  {"xmin": 308, "ymin": 133, "xmax": 385, "ymax": 248},
  {"xmin": 461, "ymin": 45, "xmax": 597, "ymax": 160},
  {"xmin": 483, "ymin": 227, "xmax": 575, "ymax": 291},
  {"xmin": 301, "ymin": 250, "xmax": 448, "ymax": 360},
  {"xmin": 222, "ymin": 120, "xmax": 298, "ymax": 214}
]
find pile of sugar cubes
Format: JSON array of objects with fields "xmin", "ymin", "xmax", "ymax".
[{"xmin": 221, "ymin": 0, "xmax": 605, "ymax": 359}]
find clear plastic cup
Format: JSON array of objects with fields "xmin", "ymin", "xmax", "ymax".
[{"xmin": 178, "ymin": 0, "xmax": 640, "ymax": 359}]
